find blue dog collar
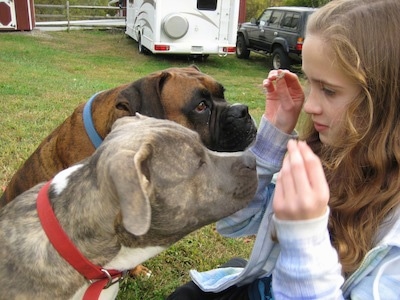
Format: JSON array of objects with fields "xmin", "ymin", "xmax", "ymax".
[{"xmin": 83, "ymin": 93, "xmax": 103, "ymax": 149}]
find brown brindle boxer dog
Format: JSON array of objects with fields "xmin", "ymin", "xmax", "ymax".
[
  {"xmin": 0, "ymin": 66, "xmax": 257, "ymax": 276},
  {"xmin": 1, "ymin": 65, "xmax": 256, "ymax": 206}
]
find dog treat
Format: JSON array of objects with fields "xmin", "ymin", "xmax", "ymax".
[{"xmin": 276, "ymin": 71, "xmax": 286, "ymax": 80}]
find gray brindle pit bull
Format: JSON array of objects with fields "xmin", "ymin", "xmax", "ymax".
[{"xmin": 0, "ymin": 115, "xmax": 258, "ymax": 300}]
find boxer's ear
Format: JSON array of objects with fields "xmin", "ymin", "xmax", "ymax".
[
  {"xmin": 115, "ymin": 74, "xmax": 170, "ymax": 119},
  {"xmin": 109, "ymin": 145, "xmax": 153, "ymax": 236}
]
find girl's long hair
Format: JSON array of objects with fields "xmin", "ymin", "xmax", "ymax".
[{"xmin": 301, "ymin": 0, "xmax": 400, "ymax": 275}]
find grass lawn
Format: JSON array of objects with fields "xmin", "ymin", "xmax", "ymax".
[{"xmin": 0, "ymin": 28, "xmax": 292, "ymax": 299}]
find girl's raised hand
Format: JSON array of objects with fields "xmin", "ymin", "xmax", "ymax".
[
  {"xmin": 263, "ymin": 70, "xmax": 305, "ymax": 134},
  {"xmin": 273, "ymin": 140, "xmax": 329, "ymax": 221}
]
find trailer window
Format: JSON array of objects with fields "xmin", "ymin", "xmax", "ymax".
[{"xmin": 197, "ymin": 0, "xmax": 217, "ymax": 11}]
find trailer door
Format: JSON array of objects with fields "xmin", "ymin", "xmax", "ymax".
[
  {"xmin": 197, "ymin": 0, "xmax": 239, "ymax": 44},
  {"xmin": 218, "ymin": 0, "xmax": 230, "ymax": 42}
]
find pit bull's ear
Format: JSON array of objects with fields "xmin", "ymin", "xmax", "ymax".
[
  {"xmin": 111, "ymin": 116, "xmax": 137, "ymax": 131},
  {"xmin": 109, "ymin": 145, "xmax": 153, "ymax": 236},
  {"xmin": 114, "ymin": 73, "xmax": 170, "ymax": 118}
]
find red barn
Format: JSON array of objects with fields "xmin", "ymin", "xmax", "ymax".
[
  {"xmin": 239, "ymin": 0, "xmax": 246, "ymax": 24},
  {"xmin": 0, "ymin": 0, "xmax": 35, "ymax": 31}
]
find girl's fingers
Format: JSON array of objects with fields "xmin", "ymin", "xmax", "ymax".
[
  {"xmin": 298, "ymin": 141, "xmax": 330, "ymax": 202},
  {"xmin": 279, "ymin": 154, "xmax": 295, "ymax": 198},
  {"xmin": 265, "ymin": 70, "xmax": 287, "ymax": 90},
  {"xmin": 274, "ymin": 140, "xmax": 330, "ymax": 220},
  {"xmin": 286, "ymin": 139, "xmax": 310, "ymax": 196},
  {"xmin": 273, "ymin": 155, "xmax": 295, "ymax": 218},
  {"xmin": 283, "ymin": 71, "xmax": 303, "ymax": 90},
  {"xmin": 274, "ymin": 171, "xmax": 284, "ymax": 208},
  {"xmin": 263, "ymin": 78, "xmax": 276, "ymax": 94}
]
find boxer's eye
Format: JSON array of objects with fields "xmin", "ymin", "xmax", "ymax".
[{"xmin": 195, "ymin": 102, "xmax": 208, "ymax": 112}]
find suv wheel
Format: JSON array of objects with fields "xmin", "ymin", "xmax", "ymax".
[
  {"xmin": 271, "ymin": 47, "xmax": 291, "ymax": 70},
  {"xmin": 236, "ymin": 35, "xmax": 250, "ymax": 59}
]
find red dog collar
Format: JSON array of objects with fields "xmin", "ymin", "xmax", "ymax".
[{"xmin": 37, "ymin": 181, "xmax": 125, "ymax": 299}]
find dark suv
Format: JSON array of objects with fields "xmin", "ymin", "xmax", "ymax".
[{"xmin": 236, "ymin": 6, "xmax": 317, "ymax": 69}]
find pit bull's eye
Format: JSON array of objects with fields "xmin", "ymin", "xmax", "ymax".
[
  {"xmin": 195, "ymin": 102, "xmax": 208, "ymax": 112},
  {"xmin": 198, "ymin": 159, "xmax": 205, "ymax": 168}
]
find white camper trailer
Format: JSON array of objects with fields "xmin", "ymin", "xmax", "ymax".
[{"xmin": 125, "ymin": 0, "xmax": 240, "ymax": 56}]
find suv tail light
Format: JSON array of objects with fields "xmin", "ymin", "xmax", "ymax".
[{"xmin": 296, "ymin": 37, "xmax": 304, "ymax": 51}]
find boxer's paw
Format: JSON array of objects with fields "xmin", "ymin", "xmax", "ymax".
[{"xmin": 129, "ymin": 264, "xmax": 152, "ymax": 278}]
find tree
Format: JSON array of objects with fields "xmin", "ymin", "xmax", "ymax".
[
  {"xmin": 246, "ymin": 0, "xmax": 284, "ymax": 21},
  {"xmin": 281, "ymin": 0, "xmax": 331, "ymax": 7},
  {"xmin": 245, "ymin": 0, "xmax": 331, "ymax": 21}
]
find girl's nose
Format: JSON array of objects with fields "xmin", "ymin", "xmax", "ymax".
[{"xmin": 303, "ymin": 88, "xmax": 322, "ymax": 115}]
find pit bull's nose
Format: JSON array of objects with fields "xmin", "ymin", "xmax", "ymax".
[{"xmin": 242, "ymin": 150, "xmax": 256, "ymax": 170}]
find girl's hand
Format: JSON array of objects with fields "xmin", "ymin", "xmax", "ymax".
[
  {"xmin": 263, "ymin": 70, "xmax": 305, "ymax": 134},
  {"xmin": 273, "ymin": 140, "xmax": 329, "ymax": 221}
]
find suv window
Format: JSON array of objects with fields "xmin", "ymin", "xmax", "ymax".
[
  {"xmin": 281, "ymin": 12, "xmax": 300, "ymax": 30},
  {"xmin": 259, "ymin": 10, "xmax": 272, "ymax": 27},
  {"xmin": 269, "ymin": 10, "xmax": 284, "ymax": 28}
]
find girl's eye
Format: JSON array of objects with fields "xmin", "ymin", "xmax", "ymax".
[
  {"xmin": 302, "ymin": 74, "xmax": 337, "ymax": 98},
  {"xmin": 196, "ymin": 102, "xmax": 208, "ymax": 112},
  {"xmin": 321, "ymin": 85, "xmax": 336, "ymax": 97}
]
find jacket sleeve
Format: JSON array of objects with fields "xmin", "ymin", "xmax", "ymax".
[
  {"xmin": 216, "ymin": 116, "xmax": 295, "ymax": 237},
  {"xmin": 272, "ymin": 209, "xmax": 345, "ymax": 299}
]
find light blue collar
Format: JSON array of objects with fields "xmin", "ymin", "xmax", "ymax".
[{"xmin": 83, "ymin": 93, "xmax": 103, "ymax": 149}]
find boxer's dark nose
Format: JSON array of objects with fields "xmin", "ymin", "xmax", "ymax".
[{"xmin": 230, "ymin": 104, "xmax": 249, "ymax": 119}]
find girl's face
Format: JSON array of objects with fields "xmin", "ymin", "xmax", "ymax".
[{"xmin": 302, "ymin": 35, "xmax": 361, "ymax": 145}]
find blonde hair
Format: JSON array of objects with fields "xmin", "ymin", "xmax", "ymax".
[{"xmin": 301, "ymin": 0, "xmax": 400, "ymax": 274}]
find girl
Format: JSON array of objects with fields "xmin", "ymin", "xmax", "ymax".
[{"xmin": 167, "ymin": 0, "xmax": 400, "ymax": 298}]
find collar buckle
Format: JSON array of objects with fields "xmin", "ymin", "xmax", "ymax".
[{"xmin": 89, "ymin": 269, "xmax": 127, "ymax": 289}]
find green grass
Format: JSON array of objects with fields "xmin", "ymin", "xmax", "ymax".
[{"xmin": 0, "ymin": 29, "xmax": 277, "ymax": 299}]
